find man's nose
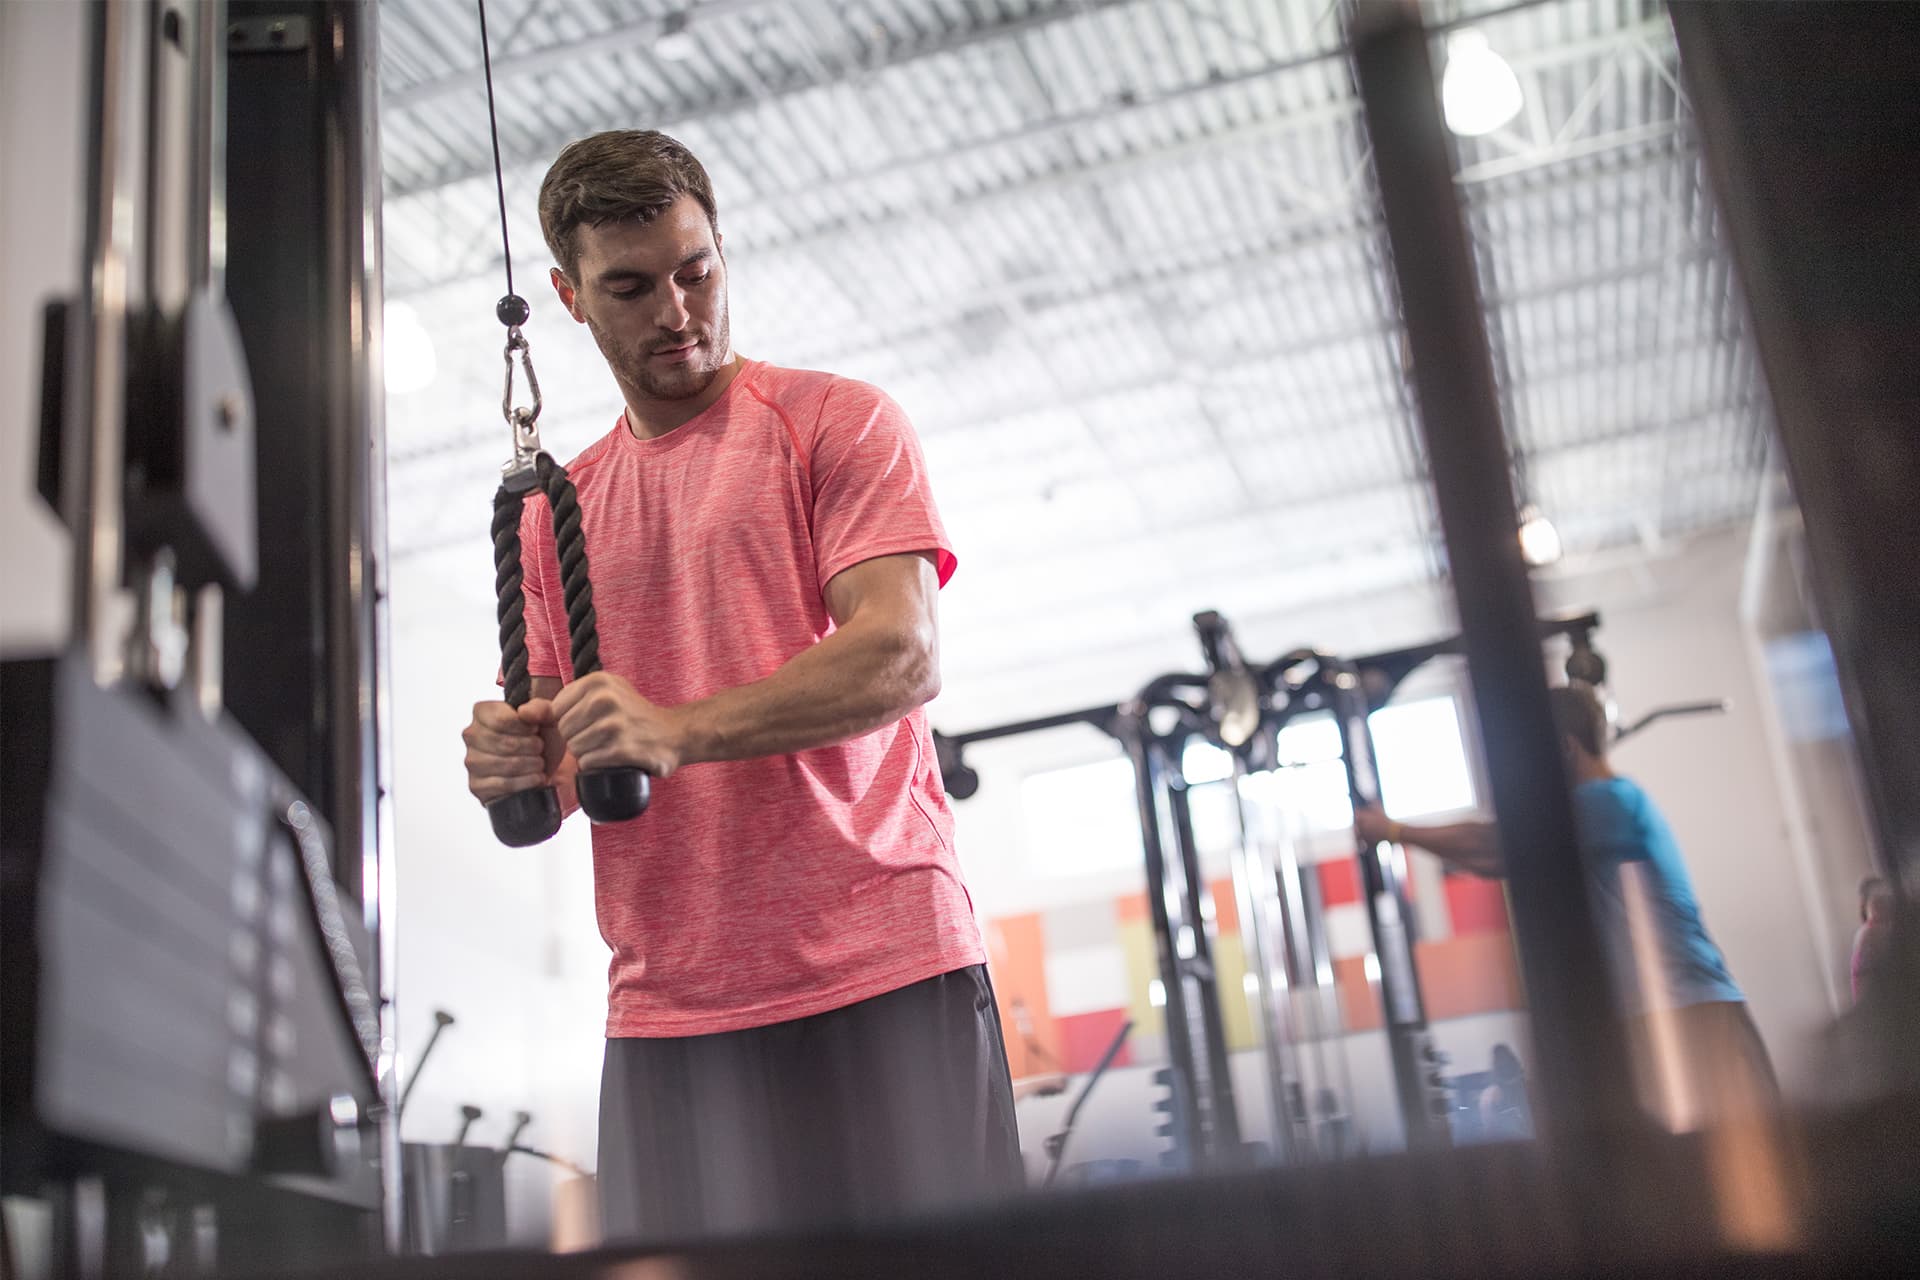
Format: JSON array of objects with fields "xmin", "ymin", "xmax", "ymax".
[{"xmin": 656, "ymin": 285, "xmax": 691, "ymax": 333}]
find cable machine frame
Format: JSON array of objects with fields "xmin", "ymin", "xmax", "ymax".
[{"xmin": 936, "ymin": 609, "xmax": 1606, "ymax": 1164}]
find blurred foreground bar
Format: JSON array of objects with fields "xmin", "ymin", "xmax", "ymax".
[
  {"xmin": 1670, "ymin": 1, "xmax": 1920, "ymax": 878},
  {"xmin": 275, "ymin": 1107, "xmax": 1920, "ymax": 1279}
]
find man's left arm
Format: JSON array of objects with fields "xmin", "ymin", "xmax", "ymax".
[{"xmin": 541, "ymin": 551, "xmax": 940, "ymax": 776}]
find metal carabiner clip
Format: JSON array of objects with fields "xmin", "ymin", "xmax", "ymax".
[{"xmin": 501, "ymin": 326, "xmax": 544, "ymax": 479}]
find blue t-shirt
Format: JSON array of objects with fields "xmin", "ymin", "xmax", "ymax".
[{"xmin": 1573, "ymin": 777, "xmax": 1743, "ymax": 1015}]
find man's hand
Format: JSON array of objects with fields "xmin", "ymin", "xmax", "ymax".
[
  {"xmin": 546, "ymin": 671, "xmax": 692, "ymax": 778},
  {"xmin": 462, "ymin": 700, "xmax": 551, "ymax": 805},
  {"xmin": 1354, "ymin": 806, "xmax": 1505, "ymax": 877},
  {"xmin": 1354, "ymin": 805, "xmax": 1400, "ymax": 845}
]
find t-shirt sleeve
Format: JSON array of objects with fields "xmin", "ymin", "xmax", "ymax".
[
  {"xmin": 806, "ymin": 378, "xmax": 958, "ymax": 593},
  {"xmin": 512, "ymin": 495, "xmax": 566, "ymax": 681},
  {"xmin": 1572, "ymin": 786, "xmax": 1651, "ymax": 869}
]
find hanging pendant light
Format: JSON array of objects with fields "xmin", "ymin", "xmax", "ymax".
[
  {"xmin": 1518, "ymin": 503, "xmax": 1564, "ymax": 567},
  {"xmin": 1442, "ymin": 30, "xmax": 1524, "ymax": 138}
]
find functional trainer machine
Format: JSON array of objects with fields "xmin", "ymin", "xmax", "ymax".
[
  {"xmin": 935, "ymin": 609, "xmax": 1611, "ymax": 1164},
  {"xmin": 1, "ymin": 2, "xmax": 393, "ymax": 1270}
]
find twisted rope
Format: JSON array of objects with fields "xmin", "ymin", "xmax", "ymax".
[
  {"xmin": 536, "ymin": 453, "xmax": 603, "ymax": 681},
  {"xmin": 494, "ymin": 481, "xmax": 532, "ymax": 709},
  {"xmin": 493, "ymin": 454, "xmax": 604, "ymax": 709}
]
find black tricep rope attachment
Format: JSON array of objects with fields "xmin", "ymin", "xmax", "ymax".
[
  {"xmin": 473, "ymin": 1, "xmax": 647, "ymax": 845},
  {"xmin": 484, "ymin": 317, "xmax": 651, "ymax": 847}
]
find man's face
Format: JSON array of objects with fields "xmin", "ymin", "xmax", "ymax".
[{"xmin": 552, "ymin": 194, "xmax": 730, "ymax": 403}]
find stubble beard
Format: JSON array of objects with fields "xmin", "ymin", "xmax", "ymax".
[{"xmin": 591, "ymin": 302, "xmax": 732, "ymax": 403}]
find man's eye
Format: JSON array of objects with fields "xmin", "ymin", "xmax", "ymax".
[
  {"xmin": 678, "ymin": 271, "xmax": 710, "ymax": 288},
  {"xmin": 608, "ymin": 286, "xmax": 643, "ymax": 300}
]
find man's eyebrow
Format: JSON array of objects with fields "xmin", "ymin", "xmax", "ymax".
[{"xmin": 594, "ymin": 250, "xmax": 710, "ymax": 285}]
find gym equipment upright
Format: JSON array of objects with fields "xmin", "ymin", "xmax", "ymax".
[
  {"xmin": 936, "ymin": 609, "xmax": 1609, "ymax": 1164},
  {"xmin": 469, "ymin": 0, "xmax": 649, "ymax": 847}
]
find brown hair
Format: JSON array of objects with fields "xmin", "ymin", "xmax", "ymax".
[
  {"xmin": 537, "ymin": 130, "xmax": 718, "ymax": 279},
  {"xmin": 1549, "ymin": 681, "xmax": 1610, "ymax": 758}
]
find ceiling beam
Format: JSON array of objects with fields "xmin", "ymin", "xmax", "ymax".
[
  {"xmin": 384, "ymin": 0, "xmax": 1145, "ymax": 197},
  {"xmin": 386, "ymin": 8, "xmax": 1670, "ymax": 205},
  {"xmin": 386, "ymin": 0, "xmax": 780, "ymax": 111}
]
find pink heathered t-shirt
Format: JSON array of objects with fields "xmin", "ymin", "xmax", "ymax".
[{"xmin": 516, "ymin": 359, "xmax": 983, "ymax": 1038}]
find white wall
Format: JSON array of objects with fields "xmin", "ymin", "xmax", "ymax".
[
  {"xmin": 386, "ymin": 545, "xmax": 610, "ymax": 1245},
  {"xmin": 0, "ymin": 0, "xmax": 84, "ymax": 654}
]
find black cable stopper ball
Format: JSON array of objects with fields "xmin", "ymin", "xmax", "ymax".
[
  {"xmin": 496, "ymin": 293, "xmax": 531, "ymax": 327},
  {"xmin": 1565, "ymin": 642, "xmax": 1608, "ymax": 687}
]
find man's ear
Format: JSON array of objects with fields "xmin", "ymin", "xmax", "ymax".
[{"xmin": 551, "ymin": 265, "xmax": 584, "ymax": 323}]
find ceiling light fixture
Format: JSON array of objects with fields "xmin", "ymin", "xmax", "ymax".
[
  {"xmin": 655, "ymin": 11, "xmax": 695, "ymax": 62},
  {"xmin": 1518, "ymin": 503, "xmax": 1564, "ymax": 567},
  {"xmin": 1442, "ymin": 29, "xmax": 1524, "ymax": 137}
]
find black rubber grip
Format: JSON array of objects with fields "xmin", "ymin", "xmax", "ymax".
[
  {"xmin": 577, "ymin": 767, "xmax": 650, "ymax": 823},
  {"xmin": 488, "ymin": 786, "xmax": 563, "ymax": 847}
]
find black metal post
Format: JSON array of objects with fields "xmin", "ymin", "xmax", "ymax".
[
  {"xmin": 1349, "ymin": 3, "xmax": 1637, "ymax": 1150},
  {"xmin": 1122, "ymin": 720, "xmax": 1204, "ymax": 1170},
  {"xmin": 1225, "ymin": 744, "xmax": 1315, "ymax": 1164},
  {"xmin": 1164, "ymin": 763, "xmax": 1244, "ymax": 1158},
  {"xmin": 1669, "ymin": 3, "xmax": 1920, "ymax": 880},
  {"xmin": 1324, "ymin": 663, "xmax": 1449, "ymax": 1149},
  {"xmin": 224, "ymin": 0, "xmax": 388, "ymax": 906}
]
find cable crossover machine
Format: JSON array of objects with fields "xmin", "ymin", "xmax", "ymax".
[{"xmin": 935, "ymin": 609, "xmax": 1620, "ymax": 1167}]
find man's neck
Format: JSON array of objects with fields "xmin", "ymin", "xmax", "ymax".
[
  {"xmin": 621, "ymin": 354, "xmax": 744, "ymax": 441},
  {"xmin": 1572, "ymin": 756, "xmax": 1616, "ymax": 785}
]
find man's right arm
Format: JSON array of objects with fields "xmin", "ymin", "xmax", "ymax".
[
  {"xmin": 464, "ymin": 675, "xmax": 578, "ymax": 815},
  {"xmin": 1354, "ymin": 806, "xmax": 1505, "ymax": 878}
]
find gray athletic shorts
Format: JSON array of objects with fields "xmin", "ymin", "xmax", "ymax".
[{"xmin": 597, "ymin": 965, "xmax": 1024, "ymax": 1244}]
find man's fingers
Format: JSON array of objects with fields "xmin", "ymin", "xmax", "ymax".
[
  {"xmin": 554, "ymin": 693, "xmax": 607, "ymax": 744},
  {"xmin": 465, "ymin": 725, "xmax": 543, "ymax": 757},
  {"xmin": 562, "ymin": 719, "xmax": 620, "ymax": 757},
  {"xmin": 467, "ymin": 756, "xmax": 547, "ymax": 793},
  {"xmin": 517, "ymin": 698, "xmax": 557, "ymax": 728},
  {"xmin": 547, "ymin": 676, "xmax": 595, "ymax": 721},
  {"xmin": 471, "ymin": 700, "xmax": 531, "ymax": 729},
  {"xmin": 577, "ymin": 746, "xmax": 660, "ymax": 774},
  {"xmin": 464, "ymin": 753, "xmax": 548, "ymax": 783},
  {"xmin": 470, "ymin": 772, "xmax": 547, "ymax": 803}
]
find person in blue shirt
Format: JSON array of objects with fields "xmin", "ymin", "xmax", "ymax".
[{"xmin": 1355, "ymin": 681, "xmax": 1777, "ymax": 1126}]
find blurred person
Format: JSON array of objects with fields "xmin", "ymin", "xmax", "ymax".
[
  {"xmin": 459, "ymin": 131, "xmax": 1019, "ymax": 1241},
  {"xmin": 1852, "ymin": 876, "xmax": 1894, "ymax": 1004},
  {"xmin": 1477, "ymin": 1043, "xmax": 1531, "ymax": 1140},
  {"xmin": 1355, "ymin": 681, "xmax": 1777, "ymax": 1125}
]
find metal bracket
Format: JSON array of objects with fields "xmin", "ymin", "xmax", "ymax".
[
  {"xmin": 226, "ymin": 15, "xmax": 311, "ymax": 54},
  {"xmin": 501, "ymin": 327, "xmax": 542, "ymax": 464}
]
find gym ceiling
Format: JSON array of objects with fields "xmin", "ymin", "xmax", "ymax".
[{"xmin": 376, "ymin": 0, "xmax": 1768, "ymax": 723}]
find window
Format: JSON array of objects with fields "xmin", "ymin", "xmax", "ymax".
[
  {"xmin": 1020, "ymin": 755, "xmax": 1143, "ymax": 877},
  {"xmin": 1019, "ymin": 696, "xmax": 1477, "ymax": 876},
  {"xmin": 1372, "ymin": 696, "xmax": 1477, "ymax": 818}
]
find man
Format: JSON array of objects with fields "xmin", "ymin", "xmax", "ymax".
[
  {"xmin": 1852, "ymin": 876, "xmax": 1894, "ymax": 1004},
  {"xmin": 459, "ymin": 130, "xmax": 1020, "ymax": 1241},
  {"xmin": 1354, "ymin": 681, "xmax": 1776, "ymax": 1126}
]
